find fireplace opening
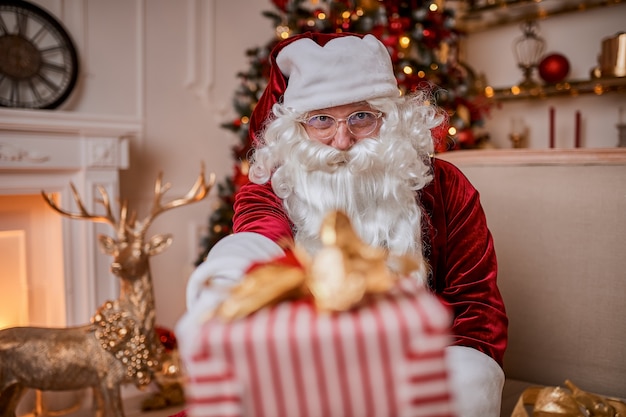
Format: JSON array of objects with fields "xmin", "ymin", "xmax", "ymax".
[{"xmin": 0, "ymin": 193, "xmax": 66, "ymax": 329}]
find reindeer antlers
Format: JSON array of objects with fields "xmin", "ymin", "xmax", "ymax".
[
  {"xmin": 42, "ymin": 183, "xmax": 129, "ymax": 239},
  {"xmin": 42, "ymin": 183, "xmax": 119, "ymax": 226},
  {"xmin": 142, "ymin": 163, "xmax": 216, "ymax": 233},
  {"xmin": 42, "ymin": 164, "xmax": 215, "ymax": 236}
]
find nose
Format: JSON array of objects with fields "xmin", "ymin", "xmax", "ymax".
[{"xmin": 332, "ymin": 120, "xmax": 355, "ymax": 150}]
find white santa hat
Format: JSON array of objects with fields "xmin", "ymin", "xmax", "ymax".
[{"xmin": 276, "ymin": 34, "xmax": 399, "ymax": 113}]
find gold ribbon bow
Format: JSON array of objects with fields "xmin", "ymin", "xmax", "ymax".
[
  {"xmin": 214, "ymin": 210, "xmax": 423, "ymax": 320},
  {"xmin": 511, "ymin": 380, "xmax": 626, "ymax": 417}
]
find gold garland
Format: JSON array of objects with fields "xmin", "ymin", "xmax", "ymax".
[{"xmin": 90, "ymin": 301, "xmax": 160, "ymax": 388}]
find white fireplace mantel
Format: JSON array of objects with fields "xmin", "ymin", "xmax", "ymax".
[
  {"xmin": 0, "ymin": 108, "xmax": 142, "ymax": 326},
  {"xmin": 0, "ymin": 108, "xmax": 141, "ymax": 171}
]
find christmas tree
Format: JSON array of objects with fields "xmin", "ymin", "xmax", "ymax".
[{"xmin": 196, "ymin": 0, "xmax": 490, "ymax": 264}]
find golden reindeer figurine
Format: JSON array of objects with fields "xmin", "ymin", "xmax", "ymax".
[{"xmin": 0, "ymin": 166, "xmax": 214, "ymax": 417}]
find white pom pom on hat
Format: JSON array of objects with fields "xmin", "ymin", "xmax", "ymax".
[{"xmin": 276, "ymin": 34, "xmax": 399, "ymax": 113}]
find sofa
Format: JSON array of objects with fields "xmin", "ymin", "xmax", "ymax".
[{"xmin": 437, "ymin": 149, "xmax": 626, "ymax": 416}]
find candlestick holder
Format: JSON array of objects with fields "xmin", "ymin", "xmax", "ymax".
[
  {"xmin": 618, "ymin": 124, "xmax": 626, "ymax": 147},
  {"xmin": 514, "ymin": 21, "xmax": 546, "ymax": 90},
  {"xmin": 509, "ymin": 133, "xmax": 526, "ymax": 148},
  {"xmin": 509, "ymin": 117, "xmax": 528, "ymax": 148}
]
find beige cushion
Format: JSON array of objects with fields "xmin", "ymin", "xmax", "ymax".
[{"xmin": 451, "ymin": 161, "xmax": 626, "ymax": 401}]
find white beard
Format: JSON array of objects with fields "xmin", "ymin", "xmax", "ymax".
[{"xmin": 272, "ymin": 136, "xmax": 424, "ymax": 261}]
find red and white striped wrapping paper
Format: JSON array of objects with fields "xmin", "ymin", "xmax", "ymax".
[{"xmin": 184, "ymin": 279, "xmax": 456, "ymax": 417}]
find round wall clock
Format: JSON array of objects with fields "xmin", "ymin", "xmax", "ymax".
[{"xmin": 0, "ymin": 0, "xmax": 79, "ymax": 109}]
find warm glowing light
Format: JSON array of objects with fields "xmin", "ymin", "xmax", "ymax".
[
  {"xmin": 403, "ymin": 65, "xmax": 413, "ymax": 75},
  {"xmin": 240, "ymin": 159, "xmax": 250, "ymax": 175},
  {"xmin": 594, "ymin": 84, "xmax": 604, "ymax": 95},
  {"xmin": 430, "ymin": 63, "xmax": 439, "ymax": 70},
  {"xmin": 448, "ymin": 126, "xmax": 457, "ymax": 135},
  {"xmin": 511, "ymin": 86, "xmax": 521, "ymax": 95},
  {"xmin": 342, "ymin": 11, "xmax": 351, "ymax": 19},
  {"xmin": 429, "ymin": 3, "xmax": 438, "ymax": 11},
  {"xmin": 417, "ymin": 70, "xmax": 426, "ymax": 78},
  {"xmin": 356, "ymin": 8, "xmax": 364, "ymax": 17},
  {"xmin": 484, "ymin": 86, "xmax": 494, "ymax": 98},
  {"xmin": 276, "ymin": 25, "xmax": 291, "ymax": 39},
  {"xmin": 0, "ymin": 230, "xmax": 28, "ymax": 330},
  {"xmin": 399, "ymin": 36, "xmax": 411, "ymax": 48},
  {"xmin": 241, "ymin": 116, "xmax": 249, "ymax": 124},
  {"xmin": 318, "ymin": 12, "xmax": 326, "ymax": 20}
]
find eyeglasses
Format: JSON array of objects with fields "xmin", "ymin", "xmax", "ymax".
[{"xmin": 302, "ymin": 111, "xmax": 383, "ymax": 140}]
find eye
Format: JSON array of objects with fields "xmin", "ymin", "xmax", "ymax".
[
  {"xmin": 349, "ymin": 111, "xmax": 377, "ymax": 126},
  {"xmin": 307, "ymin": 115, "xmax": 335, "ymax": 129}
]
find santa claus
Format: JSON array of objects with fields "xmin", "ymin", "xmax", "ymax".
[{"xmin": 179, "ymin": 32, "xmax": 507, "ymax": 417}]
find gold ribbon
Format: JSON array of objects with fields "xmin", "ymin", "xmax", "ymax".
[
  {"xmin": 511, "ymin": 380, "xmax": 626, "ymax": 417},
  {"xmin": 214, "ymin": 211, "xmax": 423, "ymax": 320}
]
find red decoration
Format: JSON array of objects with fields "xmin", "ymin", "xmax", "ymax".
[
  {"xmin": 431, "ymin": 123, "xmax": 450, "ymax": 153},
  {"xmin": 233, "ymin": 164, "xmax": 250, "ymax": 190},
  {"xmin": 538, "ymin": 53, "xmax": 570, "ymax": 84},
  {"xmin": 575, "ymin": 111, "xmax": 581, "ymax": 148},
  {"xmin": 155, "ymin": 326, "xmax": 177, "ymax": 352},
  {"xmin": 456, "ymin": 129, "xmax": 476, "ymax": 147},
  {"xmin": 271, "ymin": 0, "xmax": 288, "ymax": 12},
  {"xmin": 549, "ymin": 107, "xmax": 555, "ymax": 148}
]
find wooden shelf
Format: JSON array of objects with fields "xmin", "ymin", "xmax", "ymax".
[
  {"xmin": 435, "ymin": 148, "xmax": 626, "ymax": 166},
  {"xmin": 454, "ymin": 0, "xmax": 624, "ymax": 32},
  {"xmin": 483, "ymin": 76, "xmax": 626, "ymax": 101}
]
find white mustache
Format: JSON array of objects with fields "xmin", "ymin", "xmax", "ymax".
[{"xmin": 304, "ymin": 138, "xmax": 380, "ymax": 172}]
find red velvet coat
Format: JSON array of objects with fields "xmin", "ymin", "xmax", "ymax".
[{"xmin": 233, "ymin": 158, "xmax": 508, "ymax": 367}]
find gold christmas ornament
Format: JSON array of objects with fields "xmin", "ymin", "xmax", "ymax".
[
  {"xmin": 511, "ymin": 379, "xmax": 626, "ymax": 417},
  {"xmin": 357, "ymin": 0, "xmax": 381, "ymax": 13},
  {"xmin": 141, "ymin": 349, "xmax": 186, "ymax": 411},
  {"xmin": 215, "ymin": 210, "xmax": 423, "ymax": 320},
  {"xmin": 0, "ymin": 165, "xmax": 214, "ymax": 417}
]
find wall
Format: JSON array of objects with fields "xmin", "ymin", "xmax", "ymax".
[
  {"xmin": 464, "ymin": 4, "xmax": 626, "ymax": 149},
  {"xmin": 125, "ymin": 0, "xmax": 273, "ymax": 330},
  {"xmin": 23, "ymin": 0, "xmax": 272, "ymax": 331},
  {"xmin": 15, "ymin": 0, "xmax": 626, "ymax": 334}
]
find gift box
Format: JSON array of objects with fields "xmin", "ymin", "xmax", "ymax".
[
  {"xmin": 183, "ymin": 279, "xmax": 455, "ymax": 417},
  {"xmin": 181, "ymin": 211, "xmax": 457, "ymax": 417}
]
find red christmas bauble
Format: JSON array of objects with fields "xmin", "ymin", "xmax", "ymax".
[
  {"xmin": 155, "ymin": 326, "xmax": 177, "ymax": 352},
  {"xmin": 538, "ymin": 53, "xmax": 570, "ymax": 84}
]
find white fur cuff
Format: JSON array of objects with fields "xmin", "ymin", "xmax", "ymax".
[
  {"xmin": 185, "ymin": 232, "xmax": 285, "ymax": 311},
  {"xmin": 446, "ymin": 345, "xmax": 505, "ymax": 417}
]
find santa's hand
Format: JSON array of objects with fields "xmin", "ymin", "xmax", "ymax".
[
  {"xmin": 186, "ymin": 232, "xmax": 286, "ymax": 312},
  {"xmin": 177, "ymin": 233, "xmax": 285, "ymax": 359}
]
